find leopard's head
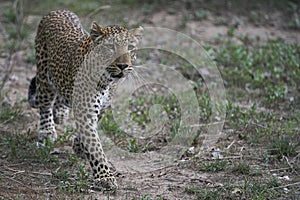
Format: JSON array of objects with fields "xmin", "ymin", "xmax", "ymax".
[{"xmin": 90, "ymin": 22, "xmax": 143, "ymax": 79}]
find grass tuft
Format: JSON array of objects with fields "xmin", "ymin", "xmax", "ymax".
[{"xmin": 198, "ymin": 159, "xmax": 227, "ymax": 172}]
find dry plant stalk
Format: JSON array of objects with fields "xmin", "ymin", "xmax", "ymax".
[{"xmin": 0, "ymin": 0, "xmax": 23, "ymax": 99}]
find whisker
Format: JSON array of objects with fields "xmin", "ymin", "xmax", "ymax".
[
  {"xmin": 127, "ymin": 73, "xmax": 139, "ymax": 92},
  {"xmin": 131, "ymin": 69, "xmax": 154, "ymax": 95}
]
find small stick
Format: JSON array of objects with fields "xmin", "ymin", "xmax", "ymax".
[
  {"xmin": 222, "ymin": 155, "xmax": 243, "ymax": 160},
  {"xmin": 0, "ymin": 53, "xmax": 16, "ymax": 97},
  {"xmin": 270, "ymin": 182, "xmax": 300, "ymax": 190},
  {"xmin": 31, "ymin": 171, "xmax": 52, "ymax": 176},
  {"xmin": 226, "ymin": 140, "xmax": 235, "ymax": 149},
  {"xmin": 3, "ymin": 166, "xmax": 25, "ymax": 174},
  {"xmin": 270, "ymin": 167, "xmax": 291, "ymax": 172},
  {"xmin": 250, "ymin": 121, "xmax": 267, "ymax": 129}
]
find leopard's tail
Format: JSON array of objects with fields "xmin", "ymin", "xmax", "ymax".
[{"xmin": 28, "ymin": 76, "xmax": 39, "ymax": 108}]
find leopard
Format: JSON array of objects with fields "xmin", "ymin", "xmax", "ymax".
[{"xmin": 28, "ymin": 10, "xmax": 143, "ymax": 190}]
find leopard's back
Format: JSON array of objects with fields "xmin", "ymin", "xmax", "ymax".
[
  {"xmin": 35, "ymin": 10, "xmax": 89, "ymax": 99},
  {"xmin": 36, "ymin": 10, "xmax": 87, "ymax": 57}
]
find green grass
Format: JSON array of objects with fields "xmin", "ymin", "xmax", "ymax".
[
  {"xmin": 0, "ymin": 128, "xmax": 89, "ymax": 193},
  {"xmin": 100, "ymin": 92, "xmax": 181, "ymax": 152},
  {"xmin": 268, "ymin": 136, "xmax": 298, "ymax": 159},
  {"xmin": 7, "ymin": 134, "xmax": 54, "ymax": 162},
  {"xmin": 1, "ymin": 126, "xmax": 73, "ymax": 162},
  {"xmin": 128, "ymin": 93, "xmax": 180, "ymax": 127},
  {"xmin": 185, "ymin": 184, "xmax": 233, "ymax": 200},
  {"xmin": 0, "ymin": 103, "xmax": 21, "ymax": 123},
  {"xmin": 53, "ymin": 161, "xmax": 90, "ymax": 193},
  {"xmin": 198, "ymin": 159, "xmax": 227, "ymax": 172},
  {"xmin": 231, "ymin": 162, "xmax": 252, "ymax": 175},
  {"xmin": 137, "ymin": 194, "xmax": 163, "ymax": 200},
  {"xmin": 241, "ymin": 178, "xmax": 283, "ymax": 199},
  {"xmin": 185, "ymin": 178, "xmax": 284, "ymax": 200},
  {"xmin": 100, "ymin": 109, "xmax": 126, "ymax": 137},
  {"xmin": 215, "ymin": 38, "xmax": 300, "ymax": 106}
]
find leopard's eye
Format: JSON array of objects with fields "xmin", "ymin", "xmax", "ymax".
[
  {"xmin": 130, "ymin": 51, "xmax": 136, "ymax": 60},
  {"xmin": 128, "ymin": 45, "xmax": 135, "ymax": 51}
]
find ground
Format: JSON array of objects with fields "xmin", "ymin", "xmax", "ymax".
[{"xmin": 0, "ymin": 0, "xmax": 299, "ymax": 199}]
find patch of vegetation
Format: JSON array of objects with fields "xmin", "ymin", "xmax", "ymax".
[
  {"xmin": 231, "ymin": 162, "xmax": 252, "ymax": 175},
  {"xmin": 193, "ymin": 9, "xmax": 209, "ymax": 21},
  {"xmin": 241, "ymin": 178, "xmax": 283, "ymax": 199},
  {"xmin": 24, "ymin": 47, "xmax": 35, "ymax": 64},
  {"xmin": 185, "ymin": 178, "xmax": 284, "ymax": 199},
  {"xmin": 185, "ymin": 184, "xmax": 234, "ymax": 200},
  {"xmin": 1, "ymin": 130, "xmax": 32, "ymax": 159},
  {"xmin": 0, "ymin": 0, "xmax": 33, "ymax": 51},
  {"xmin": 198, "ymin": 159, "xmax": 227, "ymax": 172},
  {"xmin": 215, "ymin": 38, "xmax": 300, "ymax": 107},
  {"xmin": 268, "ymin": 136, "xmax": 298, "ymax": 159},
  {"xmin": 127, "ymin": 138, "xmax": 142, "ymax": 153},
  {"xmin": 185, "ymin": 187, "xmax": 220, "ymax": 199},
  {"xmin": 100, "ymin": 109, "xmax": 125, "ymax": 136},
  {"xmin": 1, "ymin": 127, "xmax": 73, "ymax": 162},
  {"xmin": 138, "ymin": 194, "xmax": 163, "ymax": 200},
  {"xmin": 213, "ymin": 17, "xmax": 229, "ymax": 26},
  {"xmin": 53, "ymin": 162, "xmax": 89, "ymax": 193},
  {"xmin": 129, "ymin": 92, "xmax": 180, "ymax": 128},
  {"xmin": 287, "ymin": 2, "xmax": 300, "ymax": 30},
  {"xmin": 225, "ymin": 98, "xmax": 299, "ymax": 147},
  {"xmin": 192, "ymin": 82, "xmax": 212, "ymax": 123},
  {"xmin": 0, "ymin": 103, "xmax": 21, "ymax": 123}
]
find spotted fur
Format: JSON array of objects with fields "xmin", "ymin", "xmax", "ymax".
[{"xmin": 28, "ymin": 10, "xmax": 143, "ymax": 190}]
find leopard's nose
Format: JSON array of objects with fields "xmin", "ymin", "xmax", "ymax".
[{"xmin": 116, "ymin": 64, "xmax": 128, "ymax": 71}]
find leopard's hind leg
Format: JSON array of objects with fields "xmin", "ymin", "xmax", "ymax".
[
  {"xmin": 53, "ymin": 96, "xmax": 69, "ymax": 125},
  {"xmin": 34, "ymin": 38, "xmax": 58, "ymax": 142},
  {"xmin": 35, "ymin": 75, "xmax": 57, "ymax": 142}
]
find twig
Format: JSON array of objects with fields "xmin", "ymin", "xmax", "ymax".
[
  {"xmin": 250, "ymin": 121, "xmax": 267, "ymax": 129},
  {"xmin": 5, "ymin": 162, "xmax": 26, "ymax": 167},
  {"xmin": 0, "ymin": 53, "xmax": 16, "ymax": 97},
  {"xmin": 240, "ymin": 145, "xmax": 245, "ymax": 153},
  {"xmin": 270, "ymin": 167, "xmax": 292, "ymax": 172},
  {"xmin": 0, "ymin": 116, "xmax": 16, "ymax": 125},
  {"xmin": 226, "ymin": 140, "xmax": 235, "ymax": 149},
  {"xmin": 142, "ymin": 164, "xmax": 176, "ymax": 174},
  {"xmin": 222, "ymin": 155, "xmax": 243, "ymax": 160},
  {"xmin": 283, "ymin": 155, "xmax": 295, "ymax": 172},
  {"xmin": 12, "ymin": 170, "xmax": 25, "ymax": 176},
  {"xmin": 31, "ymin": 171, "xmax": 52, "ymax": 176},
  {"xmin": 2, "ymin": 168, "xmax": 52, "ymax": 179},
  {"xmin": 31, "ymin": 186, "xmax": 57, "ymax": 191},
  {"xmin": 191, "ymin": 121, "xmax": 224, "ymax": 127},
  {"xmin": 270, "ymin": 182, "xmax": 300, "ymax": 190}
]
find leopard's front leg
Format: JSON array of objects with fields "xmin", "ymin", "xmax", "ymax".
[{"xmin": 73, "ymin": 88, "xmax": 117, "ymax": 191}]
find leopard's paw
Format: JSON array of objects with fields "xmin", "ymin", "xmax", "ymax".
[{"xmin": 92, "ymin": 176, "xmax": 118, "ymax": 191}]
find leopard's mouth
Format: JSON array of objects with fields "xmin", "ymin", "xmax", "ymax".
[{"xmin": 112, "ymin": 72, "xmax": 124, "ymax": 78}]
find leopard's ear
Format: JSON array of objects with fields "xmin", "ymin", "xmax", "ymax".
[
  {"xmin": 129, "ymin": 26, "xmax": 143, "ymax": 43},
  {"xmin": 90, "ymin": 21, "xmax": 104, "ymax": 39}
]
